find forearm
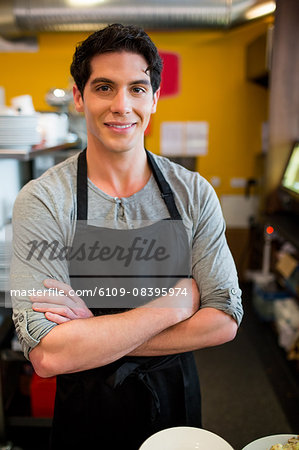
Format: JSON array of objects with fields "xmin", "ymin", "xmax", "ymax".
[
  {"xmin": 29, "ymin": 304, "xmax": 185, "ymax": 378},
  {"xmin": 129, "ymin": 308, "xmax": 238, "ymax": 357}
]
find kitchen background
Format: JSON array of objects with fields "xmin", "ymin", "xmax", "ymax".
[
  {"xmin": 0, "ymin": 0, "xmax": 298, "ymax": 449},
  {"xmin": 0, "ymin": 14, "xmax": 272, "ymax": 276}
]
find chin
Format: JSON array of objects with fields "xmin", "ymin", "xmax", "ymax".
[
  {"xmin": 107, "ymin": 140, "xmax": 141, "ymax": 154},
  {"xmin": 101, "ymin": 145, "xmax": 135, "ymax": 155}
]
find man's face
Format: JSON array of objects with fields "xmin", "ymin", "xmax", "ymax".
[{"xmin": 73, "ymin": 51, "xmax": 160, "ymax": 155}]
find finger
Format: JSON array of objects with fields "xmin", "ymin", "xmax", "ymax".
[
  {"xmin": 31, "ymin": 293, "xmax": 88, "ymax": 314},
  {"xmin": 43, "ymin": 278, "xmax": 70, "ymax": 291},
  {"xmin": 30, "ymin": 293, "xmax": 75, "ymax": 309},
  {"xmin": 32, "ymin": 303, "xmax": 77, "ymax": 319},
  {"xmin": 43, "ymin": 279, "xmax": 81, "ymax": 300},
  {"xmin": 30, "ymin": 293, "xmax": 90, "ymax": 317},
  {"xmin": 45, "ymin": 312, "xmax": 70, "ymax": 324},
  {"xmin": 191, "ymin": 279, "xmax": 199, "ymax": 294},
  {"xmin": 43, "ymin": 279, "xmax": 91, "ymax": 311}
]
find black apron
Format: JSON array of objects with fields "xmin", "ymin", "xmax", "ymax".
[{"xmin": 50, "ymin": 149, "xmax": 201, "ymax": 450}]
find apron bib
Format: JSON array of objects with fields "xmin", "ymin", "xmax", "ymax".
[{"xmin": 50, "ymin": 149, "xmax": 202, "ymax": 450}]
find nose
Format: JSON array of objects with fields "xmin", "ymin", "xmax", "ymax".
[{"xmin": 110, "ymin": 89, "xmax": 132, "ymax": 115}]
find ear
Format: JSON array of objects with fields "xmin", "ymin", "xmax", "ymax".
[
  {"xmin": 151, "ymin": 87, "xmax": 160, "ymax": 114},
  {"xmin": 73, "ymin": 84, "xmax": 84, "ymax": 113}
]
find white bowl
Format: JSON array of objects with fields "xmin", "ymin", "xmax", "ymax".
[
  {"xmin": 242, "ymin": 434, "xmax": 297, "ymax": 450},
  {"xmin": 139, "ymin": 426, "xmax": 234, "ymax": 450}
]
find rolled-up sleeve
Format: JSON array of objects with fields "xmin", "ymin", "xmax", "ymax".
[
  {"xmin": 12, "ymin": 309, "xmax": 56, "ymax": 360},
  {"xmin": 191, "ymin": 177, "xmax": 243, "ymax": 326},
  {"xmin": 10, "ymin": 181, "xmax": 71, "ymax": 360}
]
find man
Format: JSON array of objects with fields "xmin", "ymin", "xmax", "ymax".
[{"xmin": 11, "ymin": 24, "xmax": 243, "ymax": 449}]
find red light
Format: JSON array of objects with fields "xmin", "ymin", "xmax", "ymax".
[{"xmin": 266, "ymin": 226, "xmax": 274, "ymax": 235}]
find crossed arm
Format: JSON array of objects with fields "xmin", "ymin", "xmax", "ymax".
[{"xmin": 29, "ymin": 278, "xmax": 237, "ymax": 378}]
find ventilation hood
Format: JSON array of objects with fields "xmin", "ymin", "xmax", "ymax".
[{"xmin": 0, "ymin": 0, "xmax": 276, "ymax": 35}]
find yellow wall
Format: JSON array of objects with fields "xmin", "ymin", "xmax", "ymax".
[
  {"xmin": 148, "ymin": 19, "xmax": 272, "ymax": 197},
  {"xmin": 0, "ymin": 18, "xmax": 272, "ymax": 197}
]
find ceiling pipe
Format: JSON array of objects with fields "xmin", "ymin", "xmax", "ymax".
[{"xmin": 0, "ymin": 0, "xmax": 274, "ymax": 35}]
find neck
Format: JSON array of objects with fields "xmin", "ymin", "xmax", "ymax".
[{"xmin": 86, "ymin": 144, "xmax": 151, "ymax": 198}]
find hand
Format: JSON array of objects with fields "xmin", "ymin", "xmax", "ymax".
[
  {"xmin": 174, "ymin": 278, "xmax": 200, "ymax": 321},
  {"xmin": 30, "ymin": 279, "xmax": 94, "ymax": 324},
  {"xmin": 145, "ymin": 278, "xmax": 200, "ymax": 323}
]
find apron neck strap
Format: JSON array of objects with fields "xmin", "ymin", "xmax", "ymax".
[
  {"xmin": 76, "ymin": 149, "xmax": 88, "ymax": 221},
  {"xmin": 145, "ymin": 150, "xmax": 182, "ymax": 220},
  {"xmin": 76, "ymin": 148, "xmax": 182, "ymax": 221}
]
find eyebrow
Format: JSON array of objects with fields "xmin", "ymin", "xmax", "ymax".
[{"xmin": 90, "ymin": 77, "xmax": 151, "ymax": 87}]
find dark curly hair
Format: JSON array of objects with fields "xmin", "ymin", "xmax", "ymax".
[{"xmin": 70, "ymin": 23, "xmax": 163, "ymax": 97}]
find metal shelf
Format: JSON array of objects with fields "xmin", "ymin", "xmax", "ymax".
[{"xmin": 0, "ymin": 140, "xmax": 81, "ymax": 161}]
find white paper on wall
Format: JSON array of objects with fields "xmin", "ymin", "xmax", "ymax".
[
  {"xmin": 220, "ymin": 194, "xmax": 259, "ymax": 228},
  {"xmin": 160, "ymin": 122, "xmax": 184, "ymax": 156},
  {"xmin": 161, "ymin": 121, "xmax": 208, "ymax": 156}
]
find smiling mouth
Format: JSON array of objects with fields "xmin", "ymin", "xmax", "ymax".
[{"xmin": 105, "ymin": 123, "xmax": 136, "ymax": 129}]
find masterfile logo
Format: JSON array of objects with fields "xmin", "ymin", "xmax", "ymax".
[{"xmin": 26, "ymin": 237, "xmax": 170, "ymax": 267}]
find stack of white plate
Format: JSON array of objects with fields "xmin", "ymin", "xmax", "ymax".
[{"xmin": 0, "ymin": 115, "xmax": 41, "ymax": 150}]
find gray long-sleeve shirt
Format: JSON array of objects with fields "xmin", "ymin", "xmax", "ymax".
[{"xmin": 10, "ymin": 151, "xmax": 243, "ymax": 359}]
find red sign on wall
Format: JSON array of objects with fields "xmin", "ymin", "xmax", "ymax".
[
  {"xmin": 145, "ymin": 51, "xmax": 180, "ymax": 136},
  {"xmin": 159, "ymin": 51, "xmax": 180, "ymax": 98}
]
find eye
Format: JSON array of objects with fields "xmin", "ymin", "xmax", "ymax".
[
  {"xmin": 132, "ymin": 86, "xmax": 146, "ymax": 94},
  {"xmin": 95, "ymin": 85, "xmax": 111, "ymax": 92}
]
